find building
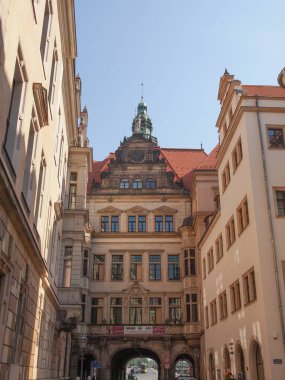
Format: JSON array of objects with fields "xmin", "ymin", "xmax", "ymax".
[
  {"xmin": 0, "ymin": 1, "xmax": 90, "ymax": 379},
  {"xmin": 200, "ymin": 71, "xmax": 285, "ymax": 380},
  {"xmin": 67, "ymin": 98, "xmax": 220, "ymax": 380}
]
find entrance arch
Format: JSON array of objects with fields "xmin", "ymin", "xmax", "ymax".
[
  {"xmin": 250, "ymin": 340, "xmax": 265, "ymax": 380},
  {"xmin": 77, "ymin": 352, "xmax": 95, "ymax": 379},
  {"xmin": 209, "ymin": 352, "xmax": 215, "ymax": 380},
  {"xmin": 235, "ymin": 343, "xmax": 246, "ymax": 379},
  {"xmin": 111, "ymin": 347, "xmax": 161, "ymax": 380},
  {"xmin": 223, "ymin": 346, "xmax": 231, "ymax": 374},
  {"xmin": 174, "ymin": 354, "xmax": 195, "ymax": 378}
]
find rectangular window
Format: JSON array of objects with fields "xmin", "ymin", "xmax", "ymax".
[
  {"xmin": 243, "ymin": 268, "xmax": 257, "ymax": 305},
  {"xmin": 275, "ymin": 190, "xmax": 285, "ymax": 216},
  {"xmin": 4, "ymin": 47, "xmax": 28, "ymax": 172},
  {"xmin": 101, "ymin": 216, "xmax": 109, "ymax": 232},
  {"xmin": 203, "ymin": 258, "xmax": 206, "ymax": 279},
  {"xmin": 128, "ymin": 216, "xmax": 136, "ymax": 232},
  {"xmin": 130, "ymin": 255, "xmax": 142, "ymax": 281},
  {"xmin": 185, "ymin": 293, "xmax": 198, "ymax": 323},
  {"xmin": 111, "ymin": 216, "xmax": 119, "ymax": 232},
  {"xmin": 40, "ymin": 0, "xmax": 53, "ymax": 63},
  {"xmin": 210, "ymin": 299, "xmax": 217, "ymax": 325},
  {"xmin": 184, "ymin": 249, "xmax": 197, "ymax": 277},
  {"xmin": 215, "ymin": 234, "xmax": 223, "ymax": 263},
  {"xmin": 48, "ymin": 41, "xmax": 58, "ymax": 106},
  {"xmin": 219, "ymin": 291, "xmax": 228, "ymax": 320},
  {"xmin": 237, "ymin": 197, "xmax": 249, "ymax": 234},
  {"xmin": 205, "ymin": 305, "xmax": 209, "ymax": 329},
  {"xmin": 83, "ymin": 250, "xmax": 88, "ymax": 277},
  {"xmin": 232, "ymin": 137, "xmax": 243, "ymax": 172},
  {"xmin": 110, "ymin": 298, "xmax": 122, "ymax": 325},
  {"xmin": 149, "ymin": 297, "xmax": 162, "ymax": 324},
  {"xmin": 207, "ymin": 248, "xmax": 214, "ymax": 273},
  {"xmin": 35, "ymin": 153, "xmax": 47, "ymax": 223},
  {"xmin": 169, "ymin": 298, "xmax": 181, "ymax": 324},
  {"xmin": 93, "ymin": 255, "xmax": 105, "ymax": 280},
  {"xmin": 168, "ymin": 255, "xmax": 180, "ymax": 280},
  {"xmin": 81, "ymin": 294, "xmax": 86, "ymax": 322},
  {"xmin": 138, "ymin": 215, "xmax": 146, "ymax": 232},
  {"xmin": 230, "ymin": 280, "xmax": 241, "ymax": 312},
  {"xmin": 222, "ymin": 162, "xmax": 231, "ymax": 192},
  {"xmin": 111, "ymin": 255, "xmax": 123, "ymax": 280},
  {"xmin": 90, "ymin": 298, "xmax": 103, "ymax": 325},
  {"xmin": 225, "ymin": 216, "xmax": 236, "ymax": 249},
  {"xmin": 165, "ymin": 215, "xmax": 174, "ymax": 232},
  {"xmin": 129, "ymin": 298, "xmax": 142, "ymax": 324},
  {"xmin": 155, "ymin": 216, "xmax": 163, "ymax": 232},
  {"xmin": 149, "ymin": 255, "xmax": 161, "ymax": 280},
  {"xmin": 267, "ymin": 127, "xmax": 285, "ymax": 148}
]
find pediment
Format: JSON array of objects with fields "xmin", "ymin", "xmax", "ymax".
[
  {"xmin": 97, "ymin": 206, "xmax": 123, "ymax": 214},
  {"xmin": 125, "ymin": 206, "xmax": 149, "ymax": 214},
  {"xmin": 152, "ymin": 206, "xmax": 177, "ymax": 214},
  {"xmin": 122, "ymin": 282, "xmax": 150, "ymax": 295}
]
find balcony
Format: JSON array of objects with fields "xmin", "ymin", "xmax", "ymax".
[{"xmin": 77, "ymin": 324, "xmax": 184, "ymax": 336}]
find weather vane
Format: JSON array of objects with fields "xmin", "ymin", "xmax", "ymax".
[{"xmin": 141, "ymin": 82, "xmax": 144, "ymax": 101}]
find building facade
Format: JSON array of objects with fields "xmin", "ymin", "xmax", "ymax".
[
  {"xmin": 0, "ymin": 1, "xmax": 89, "ymax": 379},
  {"xmin": 200, "ymin": 71, "xmax": 285, "ymax": 380}
]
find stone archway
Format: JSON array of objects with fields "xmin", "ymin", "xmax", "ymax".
[
  {"xmin": 77, "ymin": 352, "xmax": 96, "ymax": 379},
  {"xmin": 235, "ymin": 343, "xmax": 246, "ymax": 379},
  {"xmin": 250, "ymin": 340, "xmax": 265, "ymax": 380},
  {"xmin": 209, "ymin": 352, "xmax": 215, "ymax": 380},
  {"xmin": 223, "ymin": 346, "xmax": 231, "ymax": 374},
  {"xmin": 110, "ymin": 346, "xmax": 161, "ymax": 380},
  {"xmin": 174, "ymin": 354, "xmax": 195, "ymax": 378}
]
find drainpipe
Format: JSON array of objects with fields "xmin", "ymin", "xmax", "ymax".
[{"xmin": 255, "ymin": 96, "xmax": 285, "ymax": 348}]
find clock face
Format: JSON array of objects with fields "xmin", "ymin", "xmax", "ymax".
[{"xmin": 130, "ymin": 150, "xmax": 145, "ymax": 162}]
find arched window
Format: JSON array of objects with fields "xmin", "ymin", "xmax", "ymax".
[
  {"xmin": 146, "ymin": 178, "xmax": 156, "ymax": 189},
  {"xmin": 133, "ymin": 179, "xmax": 142, "ymax": 189},
  {"xmin": 120, "ymin": 179, "xmax": 129, "ymax": 189}
]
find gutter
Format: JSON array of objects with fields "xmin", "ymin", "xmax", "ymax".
[{"xmin": 255, "ymin": 96, "xmax": 285, "ymax": 348}]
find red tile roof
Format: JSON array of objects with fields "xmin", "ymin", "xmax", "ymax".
[
  {"xmin": 197, "ymin": 144, "xmax": 219, "ymax": 170},
  {"xmin": 87, "ymin": 153, "xmax": 114, "ymax": 193},
  {"xmin": 242, "ymin": 85, "xmax": 285, "ymax": 98}
]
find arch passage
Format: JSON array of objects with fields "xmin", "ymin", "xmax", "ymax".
[
  {"xmin": 111, "ymin": 347, "xmax": 161, "ymax": 380},
  {"xmin": 174, "ymin": 354, "xmax": 195, "ymax": 378}
]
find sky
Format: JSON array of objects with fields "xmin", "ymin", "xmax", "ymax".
[{"xmin": 74, "ymin": 0, "xmax": 285, "ymax": 161}]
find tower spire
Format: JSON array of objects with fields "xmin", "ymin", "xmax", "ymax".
[{"xmin": 141, "ymin": 82, "xmax": 144, "ymax": 101}]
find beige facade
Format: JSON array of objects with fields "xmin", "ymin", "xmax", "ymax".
[
  {"xmin": 0, "ymin": 0, "xmax": 87, "ymax": 379},
  {"xmin": 200, "ymin": 72, "xmax": 285, "ymax": 380}
]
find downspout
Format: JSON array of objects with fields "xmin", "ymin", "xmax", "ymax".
[{"xmin": 255, "ymin": 96, "xmax": 285, "ymax": 348}]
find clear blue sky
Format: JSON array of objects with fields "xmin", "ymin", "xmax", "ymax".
[{"xmin": 74, "ymin": 0, "xmax": 285, "ymax": 161}]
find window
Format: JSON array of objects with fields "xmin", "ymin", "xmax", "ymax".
[
  {"xmin": 219, "ymin": 291, "xmax": 228, "ymax": 320},
  {"xmin": 225, "ymin": 216, "xmax": 236, "ymax": 249},
  {"xmin": 222, "ymin": 162, "xmax": 231, "ymax": 192},
  {"xmin": 133, "ymin": 179, "xmax": 142, "ymax": 189},
  {"xmin": 149, "ymin": 297, "xmax": 162, "ymax": 324},
  {"xmin": 101, "ymin": 215, "xmax": 120, "ymax": 232},
  {"xmin": 83, "ymin": 250, "xmax": 88, "ymax": 277},
  {"xmin": 128, "ymin": 215, "xmax": 146, "ymax": 232},
  {"xmin": 4, "ymin": 46, "xmax": 28, "ymax": 172},
  {"xmin": 110, "ymin": 298, "xmax": 122, "ymax": 325},
  {"xmin": 63, "ymin": 246, "xmax": 72, "ymax": 287},
  {"xmin": 146, "ymin": 178, "xmax": 156, "ymax": 189},
  {"xmin": 68, "ymin": 172, "xmax": 77, "ymax": 210},
  {"xmin": 111, "ymin": 216, "xmax": 119, "ymax": 232},
  {"xmin": 168, "ymin": 255, "xmax": 180, "ymax": 280},
  {"xmin": 207, "ymin": 248, "xmax": 214, "ymax": 273},
  {"xmin": 155, "ymin": 215, "xmax": 174, "ymax": 232},
  {"xmin": 232, "ymin": 138, "xmax": 243, "ymax": 172},
  {"xmin": 90, "ymin": 298, "xmax": 103, "ymax": 325},
  {"xmin": 210, "ymin": 299, "xmax": 217, "ymax": 325},
  {"xmin": 230, "ymin": 280, "xmax": 241, "ymax": 312},
  {"xmin": 169, "ymin": 298, "xmax": 181, "ymax": 324},
  {"xmin": 13, "ymin": 287, "xmax": 27, "ymax": 363},
  {"xmin": 267, "ymin": 127, "xmax": 285, "ymax": 148},
  {"xmin": 48, "ymin": 41, "xmax": 58, "ymax": 106},
  {"xmin": 120, "ymin": 179, "xmax": 129, "ymax": 189},
  {"xmin": 243, "ymin": 268, "xmax": 257, "ymax": 305},
  {"xmin": 203, "ymin": 258, "xmax": 206, "ymax": 279},
  {"xmin": 185, "ymin": 293, "xmax": 198, "ymax": 322},
  {"xmin": 40, "ymin": 0, "xmax": 53, "ymax": 63},
  {"xmin": 93, "ymin": 255, "xmax": 105, "ymax": 281},
  {"xmin": 149, "ymin": 255, "xmax": 161, "ymax": 280},
  {"xmin": 111, "ymin": 255, "xmax": 123, "ymax": 280},
  {"xmin": 183, "ymin": 249, "xmax": 196, "ymax": 277},
  {"xmin": 237, "ymin": 197, "xmax": 249, "ymax": 234},
  {"xmin": 22, "ymin": 110, "xmax": 39, "ymax": 208},
  {"xmin": 101, "ymin": 216, "xmax": 109, "ymax": 232},
  {"xmin": 35, "ymin": 152, "xmax": 46, "ymax": 223},
  {"xmin": 129, "ymin": 298, "xmax": 142, "ymax": 324},
  {"xmin": 215, "ymin": 234, "xmax": 223, "ymax": 263},
  {"xmin": 130, "ymin": 255, "xmax": 142, "ymax": 281},
  {"xmin": 275, "ymin": 190, "xmax": 285, "ymax": 216},
  {"xmin": 205, "ymin": 305, "xmax": 209, "ymax": 329},
  {"xmin": 81, "ymin": 294, "xmax": 86, "ymax": 322}
]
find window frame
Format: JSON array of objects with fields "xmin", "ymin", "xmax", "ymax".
[
  {"xmin": 230, "ymin": 279, "xmax": 241, "ymax": 313},
  {"xmin": 221, "ymin": 161, "xmax": 231, "ymax": 192},
  {"xmin": 236, "ymin": 197, "xmax": 249, "ymax": 235},
  {"xmin": 243, "ymin": 267, "xmax": 257, "ymax": 305},
  {"xmin": 267, "ymin": 126, "xmax": 285, "ymax": 149},
  {"xmin": 225, "ymin": 216, "xmax": 236, "ymax": 249},
  {"xmin": 149, "ymin": 255, "xmax": 161, "ymax": 281},
  {"xmin": 274, "ymin": 188, "xmax": 285, "ymax": 217},
  {"xmin": 168, "ymin": 255, "xmax": 180, "ymax": 281}
]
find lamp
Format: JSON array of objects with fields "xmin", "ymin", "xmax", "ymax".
[{"xmin": 79, "ymin": 335, "xmax": 87, "ymax": 380}]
